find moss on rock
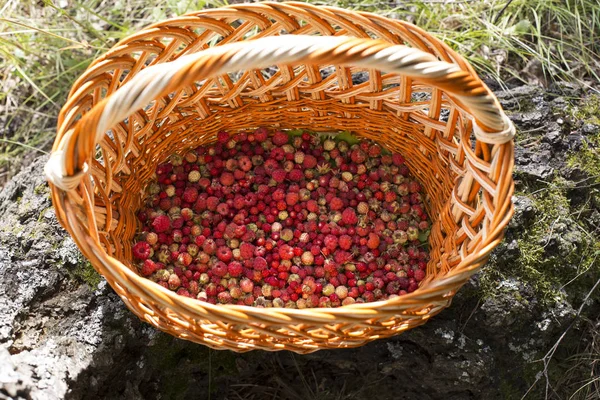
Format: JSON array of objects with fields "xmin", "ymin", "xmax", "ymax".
[
  {"xmin": 68, "ymin": 259, "xmax": 102, "ymax": 290},
  {"xmin": 481, "ymin": 177, "xmax": 599, "ymax": 306},
  {"xmin": 567, "ymin": 94, "xmax": 600, "ymax": 182}
]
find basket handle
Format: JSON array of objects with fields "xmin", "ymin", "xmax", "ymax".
[{"xmin": 46, "ymin": 35, "xmax": 514, "ymax": 191}]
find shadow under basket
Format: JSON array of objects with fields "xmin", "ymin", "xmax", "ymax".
[{"xmin": 45, "ymin": 2, "xmax": 515, "ymax": 353}]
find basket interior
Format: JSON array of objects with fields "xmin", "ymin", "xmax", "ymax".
[{"xmin": 91, "ymin": 67, "xmax": 468, "ymax": 287}]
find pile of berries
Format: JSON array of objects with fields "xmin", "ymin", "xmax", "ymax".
[{"xmin": 133, "ymin": 128, "xmax": 430, "ymax": 308}]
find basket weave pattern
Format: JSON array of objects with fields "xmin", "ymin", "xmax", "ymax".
[{"xmin": 46, "ymin": 2, "xmax": 515, "ymax": 353}]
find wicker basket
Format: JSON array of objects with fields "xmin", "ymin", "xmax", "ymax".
[{"xmin": 45, "ymin": 2, "xmax": 515, "ymax": 353}]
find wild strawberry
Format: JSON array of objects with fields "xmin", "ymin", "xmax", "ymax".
[
  {"xmin": 357, "ymin": 202, "xmax": 369, "ymax": 215},
  {"xmin": 334, "ymin": 250, "xmax": 351, "ymax": 265},
  {"xmin": 288, "ymin": 169, "xmax": 303, "ymax": 182},
  {"xmin": 414, "ymin": 269, "xmax": 426, "ymax": 282},
  {"xmin": 306, "ymin": 200, "xmax": 319, "ymax": 213},
  {"xmin": 301, "ymin": 251, "xmax": 314, "ymax": 266},
  {"xmin": 229, "ymin": 285, "xmax": 242, "ymax": 299},
  {"xmin": 323, "ymin": 138, "xmax": 336, "ymax": 151},
  {"xmin": 320, "ymin": 283, "xmax": 335, "ymax": 298},
  {"xmin": 168, "ymin": 274, "xmax": 181, "ymax": 290},
  {"xmin": 294, "ymin": 151, "xmax": 305, "ymax": 164},
  {"xmin": 350, "ymin": 148, "xmax": 366, "ymax": 164},
  {"xmin": 368, "ymin": 144, "xmax": 382, "ymax": 157},
  {"xmin": 228, "ymin": 261, "xmax": 243, "ymax": 277},
  {"xmin": 408, "ymin": 180, "xmax": 421, "ymax": 193},
  {"xmin": 212, "ymin": 261, "xmax": 228, "ymax": 277},
  {"xmin": 217, "ymin": 131, "xmax": 229, "ymax": 143},
  {"xmin": 238, "ymin": 156, "xmax": 252, "ymax": 172},
  {"xmin": 188, "ymin": 170, "xmax": 201, "ymax": 183},
  {"xmin": 206, "ymin": 196, "xmax": 219, "ymax": 211},
  {"xmin": 239, "ymin": 242, "xmax": 255, "ymax": 260},
  {"xmin": 240, "ymin": 278, "xmax": 254, "ymax": 293},
  {"xmin": 272, "ymin": 130, "xmax": 289, "ymax": 146},
  {"xmin": 392, "ymin": 153, "xmax": 405, "ymax": 165},
  {"xmin": 218, "ymin": 291, "xmax": 233, "ymax": 304},
  {"xmin": 140, "ymin": 259, "xmax": 157, "ymax": 276},
  {"xmin": 324, "ymin": 234, "xmax": 338, "ymax": 251},
  {"xmin": 338, "ymin": 235, "xmax": 352, "ymax": 250},
  {"xmin": 407, "ymin": 226, "xmax": 419, "ymax": 241},
  {"xmin": 216, "ymin": 203, "xmax": 229, "ymax": 216},
  {"xmin": 220, "ymin": 172, "xmax": 234, "ymax": 186},
  {"xmin": 254, "ymin": 256, "xmax": 268, "ymax": 270},
  {"xmin": 384, "ymin": 191, "xmax": 397, "ymax": 203},
  {"xmin": 302, "ymin": 154, "xmax": 317, "ymax": 169},
  {"xmin": 335, "ymin": 285, "xmax": 348, "ymax": 299},
  {"xmin": 225, "ymin": 159, "xmax": 237, "ymax": 172},
  {"xmin": 216, "ymin": 246, "xmax": 232, "ymax": 262},
  {"xmin": 178, "ymin": 252, "xmax": 192, "ymax": 266},
  {"xmin": 285, "ymin": 192, "xmax": 299, "ymax": 206},
  {"xmin": 366, "ymin": 233, "xmax": 380, "ymax": 250},
  {"xmin": 330, "ymin": 197, "xmax": 344, "ymax": 211},
  {"xmin": 281, "ymin": 228, "xmax": 293, "ymax": 242},
  {"xmin": 145, "ymin": 232, "xmax": 158, "ymax": 246},
  {"xmin": 182, "ymin": 187, "xmax": 198, "ymax": 203},
  {"xmin": 342, "ymin": 297, "xmax": 355, "ymax": 306},
  {"xmin": 272, "ymin": 169, "xmax": 286, "ymax": 183},
  {"xmin": 202, "ymin": 239, "xmax": 217, "ymax": 255},
  {"xmin": 278, "ymin": 245, "xmax": 294, "ymax": 260},
  {"xmin": 132, "ymin": 241, "xmax": 151, "ymax": 259},
  {"xmin": 254, "ymin": 127, "xmax": 268, "ymax": 141},
  {"xmin": 152, "ymin": 215, "xmax": 171, "ymax": 233},
  {"xmin": 341, "ymin": 208, "xmax": 358, "ymax": 225}
]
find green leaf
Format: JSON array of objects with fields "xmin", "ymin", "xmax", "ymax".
[
  {"xmin": 418, "ymin": 230, "xmax": 431, "ymax": 244},
  {"xmin": 286, "ymin": 129, "xmax": 305, "ymax": 137},
  {"xmin": 333, "ymin": 130, "xmax": 360, "ymax": 145},
  {"xmin": 380, "ymin": 146, "xmax": 392, "ymax": 155}
]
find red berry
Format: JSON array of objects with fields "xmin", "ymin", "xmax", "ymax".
[
  {"xmin": 330, "ymin": 197, "xmax": 344, "ymax": 211},
  {"xmin": 217, "ymin": 131, "xmax": 229, "ymax": 143},
  {"xmin": 239, "ymin": 242, "xmax": 255, "ymax": 260},
  {"xmin": 272, "ymin": 130, "xmax": 289, "ymax": 146},
  {"xmin": 366, "ymin": 233, "xmax": 380, "ymax": 250},
  {"xmin": 220, "ymin": 172, "xmax": 235, "ymax": 186},
  {"xmin": 414, "ymin": 269, "xmax": 426, "ymax": 282},
  {"xmin": 302, "ymin": 154, "xmax": 317, "ymax": 169},
  {"xmin": 254, "ymin": 256, "xmax": 268, "ymax": 270},
  {"xmin": 285, "ymin": 192, "xmax": 299, "ymax": 206},
  {"xmin": 272, "ymin": 169, "xmax": 286, "ymax": 183},
  {"xmin": 288, "ymin": 169, "xmax": 303, "ymax": 182},
  {"xmin": 341, "ymin": 208, "xmax": 358, "ymax": 225},
  {"xmin": 228, "ymin": 261, "xmax": 243, "ymax": 277},
  {"xmin": 240, "ymin": 278, "xmax": 254, "ymax": 293},
  {"xmin": 132, "ymin": 241, "xmax": 151, "ymax": 259},
  {"xmin": 182, "ymin": 187, "xmax": 198, "ymax": 203},
  {"xmin": 216, "ymin": 246, "xmax": 232, "ymax": 262},
  {"xmin": 152, "ymin": 215, "xmax": 171, "ymax": 233},
  {"xmin": 140, "ymin": 259, "xmax": 157, "ymax": 276},
  {"xmin": 338, "ymin": 235, "xmax": 352, "ymax": 250}
]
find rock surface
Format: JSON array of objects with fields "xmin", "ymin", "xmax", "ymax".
[{"xmin": 1, "ymin": 84, "xmax": 598, "ymax": 400}]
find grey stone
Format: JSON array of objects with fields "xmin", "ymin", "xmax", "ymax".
[{"xmin": 0, "ymin": 85, "xmax": 597, "ymax": 399}]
